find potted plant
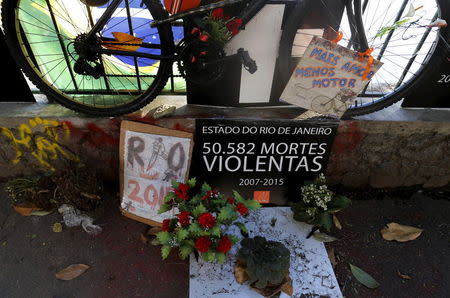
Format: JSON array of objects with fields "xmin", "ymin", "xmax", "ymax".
[
  {"xmin": 234, "ymin": 236, "xmax": 293, "ymax": 297},
  {"xmin": 291, "ymin": 174, "xmax": 351, "ymax": 237},
  {"xmin": 155, "ymin": 178, "xmax": 261, "ymax": 262}
]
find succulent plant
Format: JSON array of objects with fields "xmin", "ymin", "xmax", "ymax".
[{"xmin": 237, "ymin": 236, "xmax": 290, "ymax": 289}]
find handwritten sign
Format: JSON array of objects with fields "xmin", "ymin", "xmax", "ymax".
[
  {"xmin": 119, "ymin": 121, "xmax": 194, "ymax": 226},
  {"xmin": 281, "ymin": 36, "xmax": 382, "ymax": 117}
]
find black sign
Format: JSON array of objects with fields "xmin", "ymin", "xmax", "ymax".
[{"xmin": 191, "ymin": 119, "xmax": 338, "ymax": 205}]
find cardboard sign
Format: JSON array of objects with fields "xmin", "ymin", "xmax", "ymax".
[
  {"xmin": 190, "ymin": 119, "xmax": 338, "ymax": 205},
  {"xmin": 119, "ymin": 121, "xmax": 194, "ymax": 226},
  {"xmin": 281, "ymin": 36, "xmax": 383, "ymax": 116}
]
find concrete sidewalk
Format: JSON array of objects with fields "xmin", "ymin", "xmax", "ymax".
[{"xmin": 0, "ymin": 184, "xmax": 189, "ymax": 298}]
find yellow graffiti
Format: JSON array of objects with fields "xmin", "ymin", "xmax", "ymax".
[{"xmin": 1, "ymin": 117, "xmax": 79, "ymax": 171}]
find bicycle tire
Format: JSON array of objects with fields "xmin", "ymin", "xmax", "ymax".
[
  {"xmin": 278, "ymin": 0, "xmax": 449, "ymax": 117},
  {"xmin": 2, "ymin": 0, "xmax": 174, "ymax": 116}
]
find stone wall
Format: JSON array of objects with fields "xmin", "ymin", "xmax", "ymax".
[
  {"xmin": 327, "ymin": 121, "xmax": 449, "ymax": 188},
  {"xmin": 0, "ymin": 107, "xmax": 448, "ymax": 189}
]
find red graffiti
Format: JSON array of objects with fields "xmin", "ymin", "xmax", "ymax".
[
  {"xmin": 331, "ymin": 121, "xmax": 364, "ymax": 154},
  {"xmin": 62, "ymin": 120, "xmax": 119, "ymax": 148}
]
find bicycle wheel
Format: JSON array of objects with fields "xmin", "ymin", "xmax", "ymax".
[
  {"xmin": 2, "ymin": 0, "xmax": 174, "ymax": 116},
  {"xmin": 279, "ymin": 0, "xmax": 449, "ymax": 117}
]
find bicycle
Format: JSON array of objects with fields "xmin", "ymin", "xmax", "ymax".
[{"xmin": 1, "ymin": 0, "xmax": 448, "ymax": 116}]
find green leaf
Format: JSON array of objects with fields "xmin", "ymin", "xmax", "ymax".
[
  {"xmin": 176, "ymin": 229, "xmax": 189, "ymax": 242},
  {"xmin": 211, "ymin": 226, "xmax": 221, "ymax": 237},
  {"xmin": 189, "ymin": 194, "xmax": 202, "ymax": 205},
  {"xmin": 243, "ymin": 199, "xmax": 261, "ymax": 210},
  {"xmin": 229, "ymin": 234, "xmax": 240, "ymax": 244},
  {"xmin": 30, "ymin": 210, "xmax": 53, "ymax": 216},
  {"xmin": 158, "ymin": 203, "xmax": 172, "ymax": 214},
  {"xmin": 216, "ymin": 252, "xmax": 226, "ymax": 264},
  {"xmin": 171, "ymin": 180, "xmax": 180, "ymax": 189},
  {"xmin": 317, "ymin": 212, "xmax": 332, "ymax": 231},
  {"xmin": 156, "ymin": 231, "xmax": 172, "ymax": 246},
  {"xmin": 201, "ymin": 182, "xmax": 211, "ymax": 193},
  {"xmin": 395, "ymin": 18, "xmax": 410, "ymax": 26},
  {"xmin": 201, "ymin": 251, "xmax": 216, "ymax": 262},
  {"xmin": 217, "ymin": 204, "xmax": 236, "ymax": 222},
  {"xmin": 232, "ymin": 191, "xmax": 245, "ymax": 203},
  {"xmin": 329, "ymin": 195, "xmax": 351, "ymax": 209},
  {"xmin": 164, "ymin": 192, "xmax": 175, "ymax": 203},
  {"xmin": 179, "ymin": 245, "xmax": 194, "ymax": 260},
  {"xmin": 292, "ymin": 211, "xmax": 313, "ymax": 223},
  {"xmin": 233, "ymin": 222, "xmax": 248, "ymax": 235},
  {"xmin": 376, "ymin": 18, "xmax": 410, "ymax": 39},
  {"xmin": 192, "ymin": 204, "xmax": 207, "ymax": 218},
  {"xmin": 376, "ymin": 26, "xmax": 394, "ymax": 38},
  {"xmin": 161, "ymin": 245, "xmax": 171, "ymax": 260},
  {"xmin": 189, "ymin": 222, "xmax": 207, "ymax": 236},
  {"xmin": 187, "ymin": 177, "xmax": 196, "ymax": 188},
  {"xmin": 350, "ymin": 264, "xmax": 380, "ymax": 289}
]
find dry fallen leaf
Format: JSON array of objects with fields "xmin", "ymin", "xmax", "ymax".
[
  {"xmin": 280, "ymin": 275, "xmax": 294, "ymax": 296},
  {"xmin": 381, "ymin": 223, "xmax": 423, "ymax": 242},
  {"xmin": 333, "ymin": 215, "xmax": 342, "ymax": 230},
  {"xmin": 13, "ymin": 204, "xmax": 41, "ymax": 216},
  {"xmin": 52, "ymin": 223, "xmax": 63, "ymax": 233},
  {"xmin": 234, "ymin": 260, "xmax": 249, "ymax": 284},
  {"xmin": 147, "ymin": 226, "xmax": 162, "ymax": 236},
  {"xmin": 150, "ymin": 239, "xmax": 161, "ymax": 246},
  {"xmin": 312, "ymin": 232, "xmax": 338, "ymax": 242},
  {"xmin": 398, "ymin": 271, "xmax": 412, "ymax": 280},
  {"xmin": 55, "ymin": 264, "xmax": 90, "ymax": 281},
  {"xmin": 327, "ymin": 247, "xmax": 337, "ymax": 267},
  {"xmin": 140, "ymin": 233, "xmax": 149, "ymax": 245}
]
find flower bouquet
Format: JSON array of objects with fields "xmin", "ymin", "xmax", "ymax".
[
  {"xmin": 291, "ymin": 174, "xmax": 351, "ymax": 235},
  {"xmin": 156, "ymin": 178, "xmax": 261, "ymax": 262}
]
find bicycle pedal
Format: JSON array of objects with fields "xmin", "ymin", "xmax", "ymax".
[{"xmin": 237, "ymin": 48, "xmax": 257, "ymax": 74}]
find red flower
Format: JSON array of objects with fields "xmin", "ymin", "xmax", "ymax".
[
  {"xmin": 217, "ymin": 235, "xmax": 232, "ymax": 253},
  {"xmin": 211, "ymin": 8, "xmax": 225, "ymax": 20},
  {"xmin": 162, "ymin": 219, "xmax": 170, "ymax": 232},
  {"xmin": 226, "ymin": 18, "xmax": 243, "ymax": 36},
  {"xmin": 174, "ymin": 183, "xmax": 189, "ymax": 200},
  {"xmin": 202, "ymin": 189, "xmax": 219, "ymax": 200},
  {"xmin": 235, "ymin": 203, "xmax": 249, "ymax": 216},
  {"xmin": 211, "ymin": 8, "xmax": 230, "ymax": 20},
  {"xmin": 195, "ymin": 236, "xmax": 212, "ymax": 253},
  {"xmin": 199, "ymin": 34, "xmax": 209, "ymax": 42},
  {"xmin": 227, "ymin": 197, "xmax": 235, "ymax": 204},
  {"xmin": 198, "ymin": 213, "xmax": 216, "ymax": 229},
  {"xmin": 177, "ymin": 211, "xmax": 190, "ymax": 226}
]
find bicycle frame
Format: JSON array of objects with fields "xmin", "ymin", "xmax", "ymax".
[
  {"xmin": 86, "ymin": 0, "xmax": 273, "ymax": 60},
  {"xmin": 85, "ymin": 0, "xmax": 368, "ymax": 60}
]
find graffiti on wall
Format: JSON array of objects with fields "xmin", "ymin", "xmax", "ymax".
[
  {"xmin": 0, "ymin": 117, "xmax": 79, "ymax": 171},
  {"xmin": 62, "ymin": 120, "xmax": 120, "ymax": 149}
]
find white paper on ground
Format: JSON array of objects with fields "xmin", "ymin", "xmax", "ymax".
[{"xmin": 189, "ymin": 207, "xmax": 342, "ymax": 298}]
